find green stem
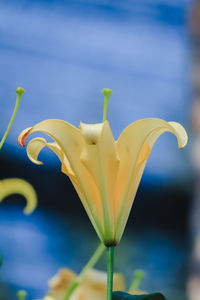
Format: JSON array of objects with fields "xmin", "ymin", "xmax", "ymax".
[
  {"xmin": 65, "ymin": 243, "xmax": 105, "ymax": 300},
  {"xmin": 64, "ymin": 282, "xmax": 79, "ymax": 299},
  {"xmin": 0, "ymin": 87, "xmax": 25, "ymax": 150},
  {"xmin": 107, "ymin": 246, "xmax": 114, "ymax": 300}
]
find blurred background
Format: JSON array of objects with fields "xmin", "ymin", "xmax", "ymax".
[{"xmin": 0, "ymin": 0, "xmax": 198, "ymax": 299}]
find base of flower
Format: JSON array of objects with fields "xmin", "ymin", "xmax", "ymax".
[{"xmin": 104, "ymin": 240, "xmax": 118, "ymax": 247}]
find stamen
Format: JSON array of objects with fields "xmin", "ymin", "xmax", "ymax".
[
  {"xmin": 17, "ymin": 290, "xmax": 27, "ymax": 300},
  {"xmin": 102, "ymin": 88, "xmax": 113, "ymax": 122},
  {"xmin": 128, "ymin": 270, "xmax": 145, "ymax": 292},
  {"xmin": 0, "ymin": 87, "xmax": 25, "ymax": 150}
]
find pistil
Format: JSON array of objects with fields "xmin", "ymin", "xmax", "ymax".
[
  {"xmin": 17, "ymin": 290, "xmax": 27, "ymax": 300},
  {"xmin": 0, "ymin": 87, "xmax": 25, "ymax": 150},
  {"xmin": 102, "ymin": 88, "xmax": 113, "ymax": 122}
]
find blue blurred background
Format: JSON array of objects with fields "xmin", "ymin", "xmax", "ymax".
[{"xmin": 0, "ymin": 0, "xmax": 194, "ymax": 299}]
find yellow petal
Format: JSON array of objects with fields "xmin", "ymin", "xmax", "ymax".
[
  {"xmin": 26, "ymin": 137, "xmax": 75, "ymax": 177},
  {"xmin": 26, "ymin": 138, "xmax": 97, "ymax": 228},
  {"xmin": 82, "ymin": 269, "xmax": 125, "ymax": 291},
  {"xmin": 19, "ymin": 120, "xmax": 105, "ymax": 241},
  {"xmin": 18, "ymin": 127, "xmax": 32, "ymax": 147},
  {"xmin": 0, "ymin": 178, "xmax": 37, "ymax": 214},
  {"xmin": 48, "ymin": 268, "xmax": 76, "ymax": 290},
  {"xmin": 26, "ymin": 136, "xmax": 104, "ymax": 241},
  {"xmin": 80, "ymin": 121, "xmax": 119, "ymax": 243},
  {"xmin": 47, "ymin": 268, "xmax": 124, "ymax": 300},
  {"xmin": 114, "ymin": 118, "xmax": 188, "ymax": 241}
]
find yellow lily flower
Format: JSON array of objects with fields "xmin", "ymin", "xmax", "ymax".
[{"xmin": 18, "ymin": 116, "xmax": 187, "ymax": 245}]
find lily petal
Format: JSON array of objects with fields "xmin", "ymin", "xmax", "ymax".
[
  {"xmin": 0, "ymin": 178, "xmax": 37, "ymax": 214},
  {"xmin": 26, "ymin": 136, "xmax": 104, "ymax": 239},
  {"xmin": 80, "ymin": 121, "xmax": 119, "ymax": 243},
  {"xmin": 18, "ymin": 127, "xmax": 32, "ymax": 147},
  {"xmin": 19, "ymin": 120, "xmax": 105, "ymax": 241},
  {"xmin": 26, "ymin": 137, "xmax": 75, "ymax": 176},
  {"xmin": 114, "ymin": 118, "xmax": 188, "ymax": 241}
]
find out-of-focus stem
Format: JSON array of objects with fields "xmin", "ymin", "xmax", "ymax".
[{"xmin": 65, "ymin": 243, "xmax": 105, "ymax": 300}]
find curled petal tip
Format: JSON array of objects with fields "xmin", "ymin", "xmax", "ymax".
[
  {"xmin": 180, "ymin": 133, "xmax": 188, "ymax": 149},
  {"xmin": 18, "ymin": 127, "xmax": 32, "ymax": 147},
  {"xmin": 16, "ymin": 87, "xmax": 25, "ymax": 95},
  {"xmin": 179, "ymin": 143, "xmax": 187, "ymax": 150},
  {"xmin": 168, "ymin": 121, "xmax": 188, "ymax": 149}
]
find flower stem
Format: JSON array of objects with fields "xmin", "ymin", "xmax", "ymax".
[
  {"xmin": 0, "ymin": 87, "xmax": 25, "ymax": 150},
  {"xmin": 64, "ymin": 282, "xmax": 79, "ymax": 299},
  {"xmin": 107, "ymin": 246, "xmax": 114, "ymax": 300},
  {"xmin": 65, "ymin": 243, "xmax": 105, "ymax": 300}
]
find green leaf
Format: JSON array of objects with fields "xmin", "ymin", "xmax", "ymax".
[{"xmin": 112, "ymin": 291, "xmax": 167, "ymax": 300}]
